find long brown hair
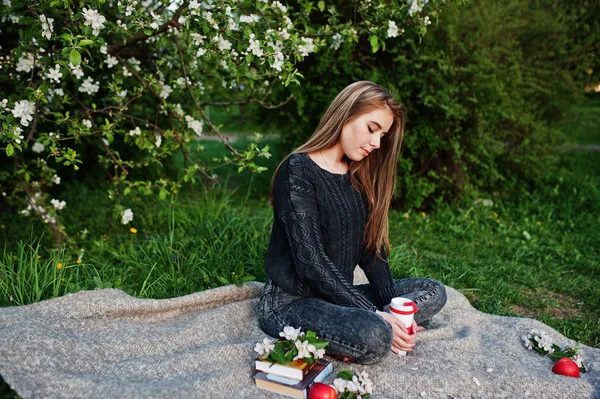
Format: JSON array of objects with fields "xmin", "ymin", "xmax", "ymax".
[{"xmin": 269, "ymin": 81, "xmax": 405, "ymax": 259}]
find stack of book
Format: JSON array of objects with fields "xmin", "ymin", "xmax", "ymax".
[{"xmin": 254, "ymin": 358, "xmax": 333, "ymax": 399}]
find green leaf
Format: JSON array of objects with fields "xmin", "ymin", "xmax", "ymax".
[
  {"xmin": 369, "ymin": 36, "xmax": 379, "ymax": 53},
  {"xmin": 123, "ymin": 187, "xmax": 131, "ymax": 196},
  {"xmin": 79, "ymin": 39, "xmax": 95, "ymax": 47},
  {"xmin": 306, "ymin": 330, "xmax": 316, "ymax": 338},
  {"xmin": 216, "ymin": 276, "xmax": 229, "ymax": 285},
  {"xmin": 159, "ymin": 189, "xmax": 168, "ymax": 200},
  {"xmin": 143, "ymin": 29, "xmax": 154, "ymax": 36},
  {"xmin": 270, "ymin": 345, "xmax": 287, "ymax": 365},
  {"xmin": 237, "ymin": 166, "xmax": 244, "ymax": 173},
  {"xmin": 5, "ymin": 144, "xmax": 14, "ymax": 157},
  {"xmin": 70, "ymin": 49, "xmax": 81, "ymax": 66},
  {"xmin": 336, "ymin": 369, "xmax": 354, "ymax": 380},
  {"xmin": 61, "ymin": 33, "xmax": 73, "ymax": 41},
  {"xmin": 318, "ymin": 0, "xmax": 325, "ymax": 11}
]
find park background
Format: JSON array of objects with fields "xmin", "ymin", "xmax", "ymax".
[{"xmin": 0, "ymin": 0, "xmax": 599, "ymax": 395}]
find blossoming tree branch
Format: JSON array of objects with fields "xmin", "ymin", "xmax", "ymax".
[{"xmin": 0, "ymin": 0, "xmax": 458, "ymax": 244}]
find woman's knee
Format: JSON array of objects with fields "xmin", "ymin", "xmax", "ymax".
[
  {"xmin": 353, "ymin": 315, "xmax": 393, "ymax": 364},
  {"xmin": 414, "ymin": 279, "xmax": 447, "ymax": 323}
]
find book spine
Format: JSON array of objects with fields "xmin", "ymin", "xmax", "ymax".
[{"xmin": 312, "ymin": 362, "xmax": 333, "ymax": 384}]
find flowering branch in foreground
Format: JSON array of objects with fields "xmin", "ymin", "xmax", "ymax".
[
  {"xmin": 522, "ymin": 329, "xmax": 587, "ymax": 373},
  {"xmin": 0, "ymin": 0, "xmax": 461, "ymax": 243},
  {"xmin": 333, "ymin": 369, "xmax": 374, "ymax": 399},
  {"xmin": 254, "ymin": 326, "xmax": 328, "ymax": 365}
]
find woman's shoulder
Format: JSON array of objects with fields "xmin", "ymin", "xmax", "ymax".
[{"xmin": 279, "ymin": 153, "xmax": 311, "ymax": 177}]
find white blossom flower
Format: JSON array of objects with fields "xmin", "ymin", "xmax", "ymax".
[
  {"xmin": 100, "ymin": 44, "xmax": 108, "ymax": 54},
  {"xmin": 39, "ymin": 15, "xmax": 54, "ymax": 39},
  {"xmin": 82, "ymin": 7, "xmax": 106, "ymax": 36},
  {"xmin": 82, "ymin": 119, "xmax": 92, "ymax": 128},
  {"xmin": 572, "ymin": 353, "xmax": 583, "ymax": 368},
  {"xmin": 254, "ymin": 337, "xmax": 275, "ymax": 356},
  {"xmin": 52, "ymin": 174, "xmax": 61, "ymax": 185},
  {"xmin": 1, "ymin": 99, "xmax": 8, "ymax": 112},
  {"xmin": 125, "ymin": 1, "xmax": 137, "ymax": 17},
  {"xmin": 188, "ymin": 0, "xmax": 202, "ymax": 15},
  {"xmin": 521, "ymin": 335, "xmax": 533, "ymax": 350},
  {"xmin": 387, "ymin": 20, "xmax": 399, "ymax": 38},
  {"xmin": 45, "ymin": 64, "xmax": 62, "ymax": 83},
  {"xmin": 541, "ymin": 341, "xmax": 554, "ymax": 354},
  {"xmin": 102, "ymin": 138, "xmax": 109, "ymax": 146},
  {"xmin": 424, "ymin": 15, "xmax": 431, "ymax": 25},
  {"xmin": 129, "ymin": 126, "xmax": 141, "ymax": 136},
  {"xmin": 185, "ymin": 115, "xmax": 203, "ymax": 136},
  {"xmin": 408, "ymin": 0, "xmax": 426, "ymax": 16},
  {"xmin": 50, "ymin": 199, "xmax": 66, "ymax": 210},
  {"xmin": 158, "ymin": 81, "xmax": 172, "ymax": 99},
  {"xmin": 272, "ymin": 51, "xmax": 285, "ymax": 72},
  {"xmin": 16, "ymin": 52, "xmax": 35, "ymax": 73},
  {"xmin": 12, "ymin": 99, "xmax": 35, "ymax": 126},
  {"xmin": 279, "ymin": 326, "xmax": 301, "ymax": 341},
  {"xmin": 149, "ymin": 10, "xmax": 161, "ymax": 30},
  {"xmin": 213, "ymin": 34, "xmax": 232, "ymax": 51},
  {"xmin": 312, "ymin": 347, "xmax": 326, "ymax": 359},
  {"xmin": 203, "ymin": 11, "xmax": 218, "ymax": 29},
  {"xmin": 118, "ymin": 89, "xmax": 128, "ymax": 99},
  {"xmin": 345, "ymin": 379, "xmax": 359, "ymax": 393},
  {"xmin": 105, "ymin": 55, "xmax": 119, "ymax": 68},
  {"xmin": 330, "ymin": 33, "xmax": 343, "ymax": 50},
  {"xmin": 122, "ymin": 208, "xmax": 133, "ymax": 224},
  {"xmin": 272, "ymin": 1, "xmax": 287, "ymax": 13},
  {"xmin": 333, "ymin": 378, "xmax": 347, "ymax": 393},
  {"xmin": 69, "ymin": 63, "xmax": 85, "ymax": 79},
  {"xmin": 247, "ymin": 34, "xmax": 263, "ymax": 58},
  {"xmin": 79, "ymin": 77, "xmax": 100, "ymax": 95},
  {"xmin": 191, "ymin": 33, "xmax": 205, "ymax": 46},
  {"xmin": 155, "ymin": 134, "xmax": 162, "ymax": 148},
  {"xmin": 294, "ymin": 340, "xmax": 312, "ymax": 361},
  {"xmin": 32, "ymin": 142, "xmax": 45, "ymax": 153},
  {"xmin": 298, "ymin": 37, "xmax": 316, "ymax": 57},
  {"xmin": 240, "ymin": 14, "xmax": 260, "ymax": 24}
]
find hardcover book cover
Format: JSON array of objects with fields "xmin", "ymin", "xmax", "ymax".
[
  {"xmin": 255, "ymin": 357, "xmax": 317, "ymax": 381},
  {"xmin": 254, "ymin": 360, "xmax": 333, "ymax": 399}
]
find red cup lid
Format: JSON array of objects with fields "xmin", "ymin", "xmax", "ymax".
[{"xmin": 390, "ymin": 301, "xmax": 418, "ymax": 315}]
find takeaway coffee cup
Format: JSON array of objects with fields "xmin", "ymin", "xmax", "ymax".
[{"xmin": 388, "ymin": 297, "xmax": 418, "ymax": 356}]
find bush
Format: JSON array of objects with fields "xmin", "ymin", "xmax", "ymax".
[{"xmin": 255, "ymin": 0, "xmax": 600, "ymax": 209}]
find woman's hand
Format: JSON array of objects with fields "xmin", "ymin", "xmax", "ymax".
[{"xmin": 376, "ymin": 310, "xmax": 422, "ymax": 354}]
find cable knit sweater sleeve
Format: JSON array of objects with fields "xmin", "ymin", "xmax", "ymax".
[
  {"xmin": 358, "ymin": 248, "xmax": 397, "ymax": 308},
  {"xmin": 277, "ymin": 161, "xmax": 376, "ymax": 310}
]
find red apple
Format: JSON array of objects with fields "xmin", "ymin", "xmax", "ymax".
[
  {"xmin": 308, "ymin": 382, "xmax": 337, "ymax": 399},
  {"xmin": 552, "ymin": 357, "xmax": 580, "ymax": 378}
]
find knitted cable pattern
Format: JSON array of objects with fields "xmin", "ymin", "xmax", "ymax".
[{"xmin": 264, "ymin": 153, "xmax": 396, "ymax": 309}]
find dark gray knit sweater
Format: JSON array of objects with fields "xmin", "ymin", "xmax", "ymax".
[{"xmin": 264, "ymin": 152, "xmax": 397, "ymax": 310}]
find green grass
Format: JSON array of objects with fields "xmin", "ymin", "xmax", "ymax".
[
  {"xmin": 557, "ymin": 96, "xmax": 600, "ymax": 145},
  {"xmin": 386, "ymin": 150, "xmax": 600, "ymax": 347}
]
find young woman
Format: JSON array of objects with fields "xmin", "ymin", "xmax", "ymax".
[{"xmin": 258, "ymin": 81, "xmax": 447, "ymax": 364}]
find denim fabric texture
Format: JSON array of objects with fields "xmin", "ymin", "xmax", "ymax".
[{"xmin": 258, "ymin": 277, "xmax": 447, "ymax": 364}]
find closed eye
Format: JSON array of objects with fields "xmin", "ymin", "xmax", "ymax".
[{"xmin": 368, "ymin": 125, "xmax": 373, "ymax": 133}]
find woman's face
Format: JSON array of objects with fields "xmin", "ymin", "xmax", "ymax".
[{"xmin": 339, "ymin": 107, "xmax": 394, "ymax": 161}]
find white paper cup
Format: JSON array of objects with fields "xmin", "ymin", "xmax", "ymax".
[{"xmin": 388, "ymin": 297, "xmax": 418, "ymax": 356}]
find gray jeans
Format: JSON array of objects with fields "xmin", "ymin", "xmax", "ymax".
[{"xmin": 257, "ymin": 278, "xmax": 447, "ymax": 364}]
